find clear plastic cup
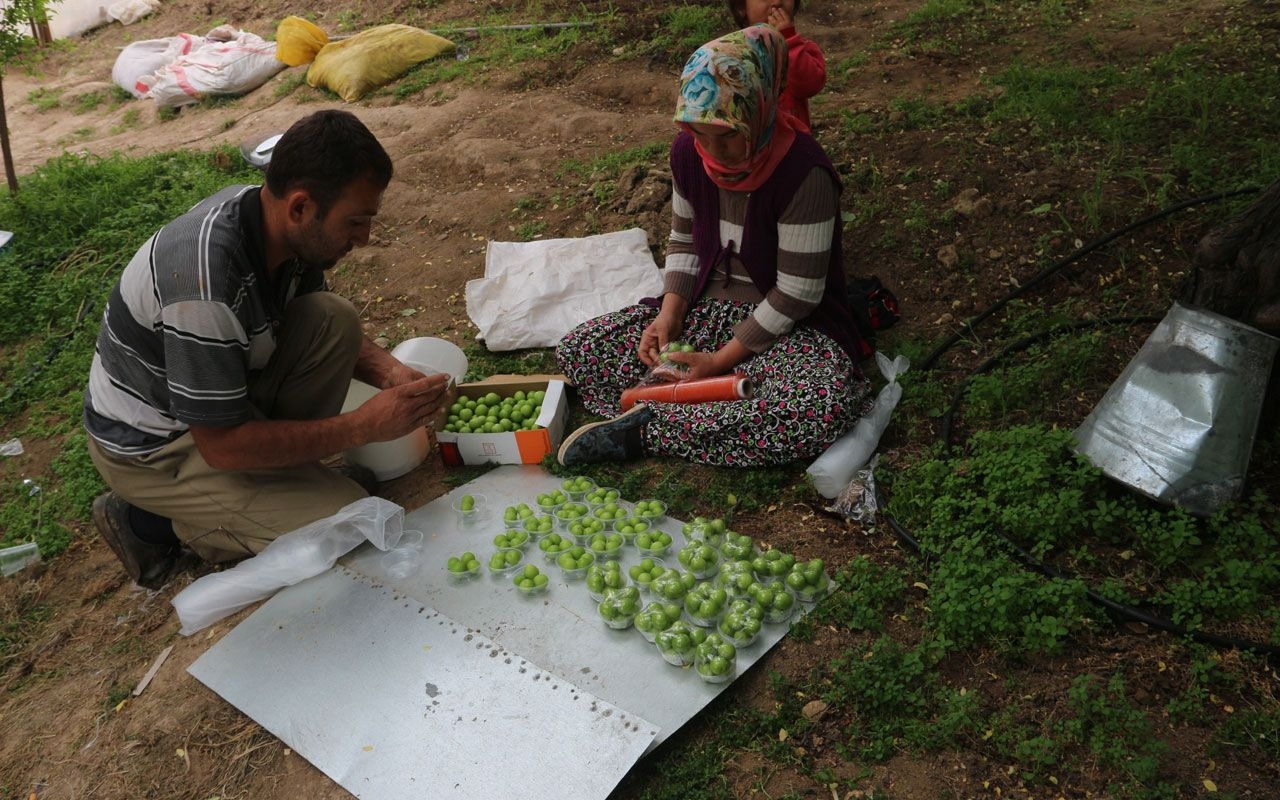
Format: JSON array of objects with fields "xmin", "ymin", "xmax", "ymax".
[
  {"xmin": 627, "ymin": 557, "xmax": 666, "ymax": 593},
  {"xmin": 492, "ymin": 529, "xmax": 531, "ymax": 551},
  {"xmin": 655, "ymin": 620, "xmax": 706, "ymax": 667},
  {"xmin": 586, "ymin": 561, "xmax": 628, "ymax": 602},
  {"xmin": 676, "ymin": 542, "xmax": 720, "ymax": 580},
  {"xmin": 560, "ymin": 476, "xmax": 597, "ymax": 502},
  {"xmin": 584, "ymin": 533, "xmax": 623, "ymax": 561},
  {"xmin": 522, "ymin": 515, "xmax": 555, "ymax": 539},
  {"xmin": 554, "ymin": 502, "xmax": 590, "ymax": 532},
  {"xmin": 394, "ymin": 529, "xmax": 424, "ymax": 550},
  {"xmin": 719, "ymin": 532, "xmax": 756, "ymax": 562},
  {"xmin": 684, "ymin": 584, "xmax": 729, "ymax": 628},
  {"xmin": 714, "ymin": 561, "xmax": 759, "ymax": 600},
  {"xmin": 512, "ymin": 565, "xmax": 550, "ymax": 596},
  {"xmin": 634, "ymin": 530, "xmax": 674, "ymax": 559},
  {"xmin": 633, "ymin": 498, "xmax": 667, "ymax": 525},
  {"xmin": 568, "ymin": 517, "xmax": 608, "ymax": 544},
  {"xmin": 538, "ymin": 533, "xmax": 574, "ymax": 563},
  {"xmin": 445, "ymin": 551, "xmax": 482, "ymax": 582},
  {"xmin": 747, "ymin": 582, "xmax": 798, "ymax": 624},
  {"xmin": 612, "ymin": 515, "xmax": 651, "ymax": 544},
  {"xmin": 717, "ymin": 598, "xmax": 764, "ymax": 648},
  {"xmin": 486, "ymin": 547, "xmax": 524, "ymax": 576},
  {"xmin": 381, "ymin": 546, "xmax": 422, "ymax": 581},
  {"xmin": 535, "ymin": 490, "xmax": 569, "ymax": 515},
  {"xmin": 597, "ymin": 586, "xmax": 642, "ymax": 630},
  {"xmin": 583, "ymin": 486, "xmax": 621, "ymax": 509},
  {"xmin": 694, "ymin": 632, "xmax": 738, "ymax": 684},
  {"xmin": 634, "ymin": 601, "xmax": 682, "ymax": 643},
  {"xmin": 501, "ymin": 503, "xmax": 536, "ymax": 529},
  {"xmin": 649, "ymin": 568, "xmax": 697, "ymax": 603},
  {"xmin": 555, "ymin": 547, "xmax": 596, "ymax": 580},
  {"xmin": 451, "ymin": 493, "xmax": 488, "ymax": 525}
]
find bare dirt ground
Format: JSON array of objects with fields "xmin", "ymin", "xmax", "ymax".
[{"xmin": 1, "ymin": 0, "xmax": 1272, "ymax": 798}]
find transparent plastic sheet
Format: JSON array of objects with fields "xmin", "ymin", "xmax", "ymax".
[
  {"xmin": 0, "ymin": 438, "xmax": 22, "ymax": 456},
  {"xmin": 826, "ymin": 455, "xmax": 879, "ymax": 525},
  {"xmin": 807, "ymin": 352, "xmax": 909, "ymax": 499},
  {"xmin": 172, "ymin": 497, "xmax": 404, "ymax": 635}
]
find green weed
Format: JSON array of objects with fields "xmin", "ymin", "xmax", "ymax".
[
  {"xmin": 27, "ymin": 86, "xmax": 61, "ymax": 111},
  {"xmin": 72, "ymin": 90, "xmax": 104, "ymax": 113}
]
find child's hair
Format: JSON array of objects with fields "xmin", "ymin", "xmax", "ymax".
[{"xmin": 727, "ymin": 0, "xmax": 803, "ymax": 29}]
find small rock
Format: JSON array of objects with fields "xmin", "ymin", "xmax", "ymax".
[
  {"xmin": 801, "ymin": 699, "xmax": 828, "ymax": 720},
  {"xmin": 611, "ymin": 45, "xmax": 625, "ymax": 56},
  {"xmin": 952, "ymin": 188, "xmax": 993, "ymax": 218},
  {"xmin": 933, "ymin": 313, "xmax": 954, "ymax": 326},
  {"xmin": 624, "ymin": 176, "xmax": 671, "ymax": 215},
  {"xmin": 373, "ymin": 337, "xmax": 390, "ymax": 349},
  {"xmin": 936, "ymin": 244, "xmax": 959, "ymax": 268}
]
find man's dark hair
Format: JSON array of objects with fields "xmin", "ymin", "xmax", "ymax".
[
  {"xmin": 726, "ymin": 1, "xmax": 803, "ymax": 29},
  {"xmin": 265, "ymin": 110, "xmax": 393, "ymax": 217}
]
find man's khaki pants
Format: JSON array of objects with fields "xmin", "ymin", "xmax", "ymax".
[{"xmin": 87, "ymin": 292, "xmax": 369, "ymax": 563}]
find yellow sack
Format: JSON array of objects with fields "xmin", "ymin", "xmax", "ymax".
[
  {"xmin": 306, "ymin": 24, "xmax": 455, "ymax": 102},
  {"xmin": 275, "ymin": 16, "xmax": 329, "ymax": 67}
]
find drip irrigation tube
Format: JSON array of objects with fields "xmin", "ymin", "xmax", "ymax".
[
  {"xmin": 881, "ymin": 186, "xmax": 1280, "ymax": 657},
  {"xmin": 918, "ymin": 186, "xmax": 1261, "ymax": 372}
]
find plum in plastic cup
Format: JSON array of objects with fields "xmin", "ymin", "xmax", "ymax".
[
  {"xmin": 487, "ymin": 547, "xmax": 524, "ymax": 576},
  {"xmin": 694, "ymin": 632, "xmax": 738, "ymax": 684},
  {"xmin": 451, "ymin": 492, "xmax": 488, "ymax": 525}
]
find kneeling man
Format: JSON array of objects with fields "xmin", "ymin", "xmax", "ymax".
[{"xmin": 84, "ymin": 110, "xmax": 449, "ymax": 588}]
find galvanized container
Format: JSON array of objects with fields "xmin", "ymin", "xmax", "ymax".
[{"xmin": 1074, "ymin": 302, "xmax": 1280, "ymax": 516}]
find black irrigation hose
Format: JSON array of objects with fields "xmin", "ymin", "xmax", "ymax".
[
  {"xmin": 882, "ymin": 321, "xmax": 1280, "ymax": 656},
  {"xmin": 879, "ymin": 185, "xmax": 1280, "ymax": 657},
  {"xmin": 936, "ymin": 315, "xmax": 1163, "ymax": 452},
  {"xmin": 918, "ymin": 185, "xmax": 1261, "ymax": 372},
  {"xmin": 883, "ymin": 508, "xmax": 1280, "ymax": 657}
]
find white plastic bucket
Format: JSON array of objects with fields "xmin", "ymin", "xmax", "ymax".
[
  {"xmin": 391, "ymin": 337, "xmax": 468, "ymax": 383},
  {"xmin": 340, "ymin": 380, "xmax": 429, "ymax": 481}
]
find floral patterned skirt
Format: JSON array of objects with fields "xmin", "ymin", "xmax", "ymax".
[{"xmin": 555, "ymin": 299, "xmax": 869, "ymax": 467}]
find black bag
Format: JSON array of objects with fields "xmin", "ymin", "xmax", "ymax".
[{"xmin": 847, "ymin": 276, "xmax": 901, "ymax": 348}]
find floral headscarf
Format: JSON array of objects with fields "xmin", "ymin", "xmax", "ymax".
[{"xmin": 674, "ymin": 25, "xmax": 797, "ymax": 192}]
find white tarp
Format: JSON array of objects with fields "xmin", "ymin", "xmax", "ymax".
[{"xmin": 465, "ymin": 228, "xmax": 663, "ymax": 351}]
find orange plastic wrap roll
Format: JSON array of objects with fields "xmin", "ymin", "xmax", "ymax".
[{"xmin": 619, "ymin": 374, "xmax": 753, "ymax": 411}]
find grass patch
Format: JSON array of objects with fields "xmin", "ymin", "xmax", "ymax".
[
  {"xmin": 0, "ymin": 148, "xmax": 259, "ymax": 556},
  {"xmin": 26, "ymin": 87, "xmax": 61, "ymax": 111}
]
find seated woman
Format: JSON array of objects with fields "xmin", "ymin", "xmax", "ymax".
[{"xmin": 556, "ymin": 25, "xmax": 872, "ymax": 467}]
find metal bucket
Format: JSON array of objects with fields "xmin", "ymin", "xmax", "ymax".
[{"xmin": 1073, "ymin": 302, "xmax": 1280, "ymax": 515}]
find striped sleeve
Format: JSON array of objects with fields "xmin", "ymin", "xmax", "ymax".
[
  {"xmin": 732, "ymin": 167, "xmax": 838, "ymax": 352},
  {"xmin": 663, "ymin": 182, "xmax": 700, "ymax": 301},
  {"xmin": 161, "ymin": 299, "xmax": 252, "ymax": 426}
]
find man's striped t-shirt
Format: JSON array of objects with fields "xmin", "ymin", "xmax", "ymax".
[{"xmin": 84, "ymin": 185, "xmax": 324, "ymax": 458}]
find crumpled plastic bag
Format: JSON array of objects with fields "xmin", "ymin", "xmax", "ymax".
[
  {"xmin": 826, "ymin": 454, "xmax": 879, "ymax": 525},
  {"xmin": 807, "ymin": 351, "xmax": 909, "ymax": 499},
  {"xmin": 275, "ymin": 15, "xmax": 329, "ymax": 67},
  {"xmin": 171, "ymin": 496, "xmax": 404, "ymax": 635},
  {"xmin": 307, "ymin": 24, "xmax": 454, "ymax": 102},
  {"xmin": 466, "ymin": 228, "xmax": 664, "ymax": 351},
  {"xmin": 0, "ymin": 438, "xmax": 22, "ymax": 456}
]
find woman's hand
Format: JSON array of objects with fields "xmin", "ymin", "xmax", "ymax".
[
  {"xmin": 639, "ymin": 296, "xmax": 689, "ymax": 366},
  {"xmin": 665, "ymin": 338, "xmax": 752, "ymax": 380}
]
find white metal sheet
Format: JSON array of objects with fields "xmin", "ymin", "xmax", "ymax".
[
  {"xmin": 342, "ymin": 465, "xmax": 807, "ymax": 752},
  {"xmin": 189, "ymin": 567, "xmax": 655, "ymax": 800}
]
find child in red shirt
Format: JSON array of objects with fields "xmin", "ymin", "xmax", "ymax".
[{"xmin": 726, "ymin": 0, "xmax": 826, "ymax": 132}]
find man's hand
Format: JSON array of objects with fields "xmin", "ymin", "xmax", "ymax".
[
  {"xmin": 359, "ymin": 374, "xmax": 452, "ymax": 442},
  {"xmin": 383, "ymin": 360, "xmax": 428, "ymax": 389}
]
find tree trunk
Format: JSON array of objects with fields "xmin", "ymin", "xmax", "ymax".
[
  {"xmin": 0, "ymin": 77, "xmax": 18, "ymax": 194},
  {"xmin": 1182, "ymin": 180, "xmax": 1280, "ymax": 423}
]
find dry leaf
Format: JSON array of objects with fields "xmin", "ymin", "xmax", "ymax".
[
  {"xmin": 778, "ymin": 728, "xmax": 788, "ymax": 742},
  {"xmin": 1203, "ymin": 778, "xmax": 1218, "ymax": 793}
]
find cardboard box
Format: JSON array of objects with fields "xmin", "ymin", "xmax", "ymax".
[{"xmin": 436, "ymin": 374, "xmax": 568, "ymax": 466}]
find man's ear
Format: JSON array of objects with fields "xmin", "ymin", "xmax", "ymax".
[{"xmin": 284, "ymin": 188, "xmax": 316, "ymax": 224}]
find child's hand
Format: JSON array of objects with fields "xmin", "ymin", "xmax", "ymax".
[{"xmin": 766, "ymin": 6, "xmax": 794, "ymax": 30}]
